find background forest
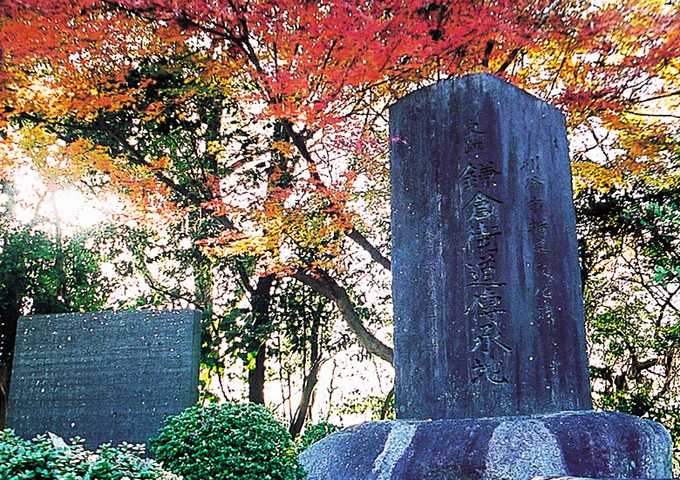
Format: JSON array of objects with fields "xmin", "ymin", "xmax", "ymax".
[{"xmin": 0, "ymin": 0, "xmax": 679, "ymax": 459}]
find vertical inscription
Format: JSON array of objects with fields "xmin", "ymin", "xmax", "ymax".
[
  {"xmin": 423, "ymin": 228, "xmax": 440, "ymax": 348},
  {"xmin": 523, "ymin": 155, "xmax": 556, "ymax": 381},
  {"xmin": 523, "ymin": 156, "xmax": 554, "ymax": 314},
  {"xmin": 460, "ymin": 121, "xmax": 511, "ymax": 385}
]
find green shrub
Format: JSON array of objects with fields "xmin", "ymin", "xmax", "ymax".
[
  {"xmin": 297, "ymin": 422, "xmax": 341, "ymax": 451},
  {"xmin": 150, "ymin": 402, "xmax": 305, "ymax": 480},
  {"xmin": 0, "ymin": 429, "xmax": 178, "ymax": 480}
]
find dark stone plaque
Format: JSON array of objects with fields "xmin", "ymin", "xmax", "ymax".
[
  {"xmin": 390, "ymin": 73, "xmax": 591, "ymax": 419},
  {"xmin": 6, "ymin": 309, "xmax": 201, "ymax": 449}
]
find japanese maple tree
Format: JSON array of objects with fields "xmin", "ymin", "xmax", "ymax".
[{"xmin": 1, "ymin": 0, "xmax": 679, "ymax": 418}]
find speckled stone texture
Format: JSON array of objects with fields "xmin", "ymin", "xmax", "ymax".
[
  {"xmin": 300, "ymin": 411, "xmax": 672, "ymax": 480},
  {"xmin": 390, "ymin": 73, "xmax": 591, "ymax": 420},
  {"xmin": 7, "ymin": 310, "xmax": 201, "ymax": 449}
]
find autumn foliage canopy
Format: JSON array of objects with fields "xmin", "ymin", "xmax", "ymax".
[{"xmin": 0, "ymin": 0, "xmax": 679, "ymax": 364}]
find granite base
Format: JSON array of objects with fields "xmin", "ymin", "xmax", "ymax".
[{"xmin": 300, "ymin": 411, "xmax": 672, "ymax": 480}]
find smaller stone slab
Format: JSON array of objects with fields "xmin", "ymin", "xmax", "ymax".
[
  {"xmin": 7, "ymin": 310, "xmax": 201, "ymax": 449},
  {"xmin": 300, "ymin": 411, "xmax": 672, "ymax": 480}
]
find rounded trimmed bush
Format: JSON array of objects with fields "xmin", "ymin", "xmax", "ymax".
[{"xmin": 150, "ymin": 402, "xmax": 305, "ymax": 480}]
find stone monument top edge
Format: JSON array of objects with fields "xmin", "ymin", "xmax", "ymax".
[
  {"xmin": 389, "ymin": 73, "xmax": 563, "ymax": 119},
  {"xmin": 20, "ymin": 308, "xmax": 202, "ymax": 321}
]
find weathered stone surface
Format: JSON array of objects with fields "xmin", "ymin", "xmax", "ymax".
[
  {"xmin": 390, "ymin": 73, "xmax": 591, "ymax": 419},
  {"xmin": 299, "ymin": 411, "xmax": 673, "ymax": 480},
  {"xmin": 7, "ymin": 310, "xmax": 201, "ymax": 449},
  {"xmin": 534, "ymin": 478, "xmax": 677, "ymax": 480}
]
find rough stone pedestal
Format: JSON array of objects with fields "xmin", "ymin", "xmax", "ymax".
[{"xmin": 300, "ymin": 411, "xmax": 672, "ymax": 480}]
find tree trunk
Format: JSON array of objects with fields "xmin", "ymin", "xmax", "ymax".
[
  {"xmin": 249, "ymin": 346, "xmax": 267, "ymax": 404},
  {"xmin": 289, "ymin": 301, "xmax": 324, "ymax": 438},
  {"xmin": 289, "ymin": 359, "xmax": 321, "ymax": 438},
  {"xmin": 248, "ymin": 274, "xmax": 275, "ymax": 404},
  {"xmin": 380, "ymin": 387, "xmax": 395, "ymax": 420},
  {"xmin": 0, "ymin": 295, "xmax": 21, "ymax": 429},
  {"xmin": 0, "ymin": 363, "xmax": 10, "ymax": 429}
]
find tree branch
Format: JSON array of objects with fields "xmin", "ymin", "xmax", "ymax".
[
  {"xmin": 94, "ymin": 119, "xmax": 238, "ymax": 231},
  {"xmin": 624, "ymin": 110, "xmax": 680, "ymax": 120},
  {"xmin": 235, "ymin": 260, "xmax": 256, "ymax": 295},
  {"xmin": 496, "ymin": 0, "xmax": 561, "ymax": 74},
  {"xmin": 496, "ymin": 47, "xmax": 521, "ymax": 74},
  {"xmin": 293, "ymin": 270, "xmax": 394, "ymax": 364},
  {"xmin": 279, "ymin": 119, "xmax": 392, "ymax": 272},
  {"xmin": 482, "ymin": 40, "xmax": 495, "ymax": 68},
  {"xmin": 289, "ymin": 358, "xmax": 322, "ymax": 438},
  {"xmin": 633, "ymin": 91, "xmax": 680, "ymax": 104},
  {"xmin": 346, "ymin": 228, "xmax": 391, "ymax": 271},
  {"xmin": 16, "ymin": 112, "xmax": 238, "ymax": 231}
]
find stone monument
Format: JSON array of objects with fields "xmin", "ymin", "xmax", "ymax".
[
  {"xmin": 391, "ymin": 71, "xmax": 591, "ymax": 420},
  {"xmin": 300, "ymin": 74, "xmax": 673, "ymax": 479},
  {"xmin": 7, "ymin": 309, "xmax": 201, "ymax": 450}
]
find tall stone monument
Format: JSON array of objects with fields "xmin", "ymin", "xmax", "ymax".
[
  {"xmin": 301, "ymin": 74, "xmax": 673, "ymax": 479},
  {"xmin": 7, "ymin": 309, "xmax": 201, "ymax": 450},
  {"xmin": 390, "ymin": 72, "xmax": 591, "ymax": 420}
]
